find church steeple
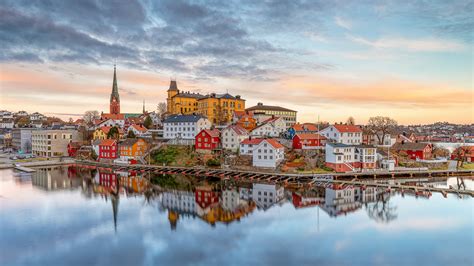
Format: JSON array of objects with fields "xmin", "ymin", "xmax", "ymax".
[{"xmin": 110, "ymin": 65, "xmax": 120, "ymax": 114}]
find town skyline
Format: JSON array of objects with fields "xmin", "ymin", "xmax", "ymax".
[{"xmin": 1, "ymin": 0, "xmax": 472, "ymax": 124}]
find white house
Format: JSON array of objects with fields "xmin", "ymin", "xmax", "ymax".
[
  {"xmin": 161, "ymin": 190, "xmax": 197, "ymax": 215},
  {"xmin": 325, "ymin": 143, "xmax": 377, "ymax": 173},
  {"xmin": 128, "ymin": 124, "xmax": 148, "ymax": 137},
  {"xmin": 252, "ymin": 183, "xmax": 284, "ymax": 210},
  {"xmin": 163, "ymin": 114, "xmax": 211, "ymax": 140},
  {"xmin": 239, "ymin": 138, "xmax": 264, "ymax": 155},
  {"xmin": 147, "ymin": 111, "xmax": 163, "ymax": 127},
  {"xmin": 250, "ymin": 116, "xmax": 287, "ymax": 138},
  {"xmin": 30, "ymin": 112, "xmax": 47, "ymax": 122},
  {"xmin": 0, "ymin": 118, "xmax": 14, "ymax": 129},
  {"xmin": 252, "ymin": 138, "xmax": 285, "ymax": 168},
  {"xmin": 221, "ymin": 125, "xmax": 248, "ymax": 152},
  {"xmin": 319, "ymin": 124, "xmax": 363, "ymax": 145},
  {"xmin": 94, "ymin": 118, "xmax": 124, "ymax": 130}
]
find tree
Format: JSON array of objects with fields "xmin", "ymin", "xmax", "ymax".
[
  {"xmin": 83, "ymin": 110, "xmax": 100, "ymax": 125},
  {"xmin": 366, "ymin": 191, "xmax": 397, "ymax": 223},
  {"xmin": 157, "ymin": 102, "xmax": 167, "ymax": 118},
  {"xmin": 453, "ymin": 145, "xmax": 469, "ymax": 169},
  {"xmin": 127, "ymin": 130, "xmax": 136, "ymax": 138},
  {"xmin": 107, "ymin": 126, "xmax": 120, "ymax": 139},
  {"xmin": 68, "ymin": 118, "xmax": 74, "ymax": 124},
  {"xmin": 346, "ymin": 116, "xmax": 355, "ymax": 125},
  {"xmin": 144, "ymin": 115, "xmax": 153, "ymax": 129},
  {"xmin": 432, "ymin": 146, "xmax": 449, "ymax": 158},
  {"xmin": 367, "ymin": 116, "xmax": 398, "ymax": 145},
  {"xmin": 16, "ymin": 117, "xmax": 30, "ymax": 127}
]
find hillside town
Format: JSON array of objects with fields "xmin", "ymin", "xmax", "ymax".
[{"xmin": 1, "ymin": 66, "xmax": 473, "ymax": 173}]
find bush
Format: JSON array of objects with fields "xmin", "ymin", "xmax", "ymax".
[
  {"xmin": 206, "ymin": 158, "xmax": 221, "ymax": 167},
  {"xmin": 153, "ymin": 146, "xmax": 179, "ymax": 165}
]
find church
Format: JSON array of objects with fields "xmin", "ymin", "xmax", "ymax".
[{"xmin": 166, "ymin": 80, "xmax": 246, "ymax": 125}]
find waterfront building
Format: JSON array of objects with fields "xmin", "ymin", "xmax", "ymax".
[
  {"xmin": 163, "ymin": 114, "xmax": 211, "ymax": 140},
  {"xmin": 12, "ymin": 128, "xmax": 38, "ymax": 153},
  {"xmin": 32, "ymin": 129, "xmax": 82, "ymax": 157},
  {"xmin": 118, "ymin": 138, "xmax": 148, "ymax": 162},
  {"xmin": 325, "ymin": 143, "xmax": 377, "ymax": 172},
  {"xmin": 391, "ymin": 142, "xmax": 433, "ymax": 160},
  {"xmin": 321, "ymin": 186, "xmax": 362, "ymax": 217},
  {"xmin": 195, "ymin": 129, "xmax": 220, "ymax": 151},
  {"xmin": 252, "ymin": 138, "xmax": 285, "ymax": 168},
  {"xmin": 166, "ymin": 80, "xmax": 245, "ymax": 125},
  {"xmin": 319, "ymin": 124, "xmax": 363, "ymax": 145},
  {"xmin": 245, "ymin": 102, "xmax": 297, "ymax": 128},
  {"xmin": 239, "ymin": 137, "xmax": 264, "ymax": 156},
  {"xmin": 292, "ymin": 133, "xmax": 327, "ymax": 150},
  {"xmin": 98, "ymin": 139, "xmax": 118, "ymax": 161},
  {"xmin": 221, "ymin": 125, "xmax": 248, "ymax": 152}
]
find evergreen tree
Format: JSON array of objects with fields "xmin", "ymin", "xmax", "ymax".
[
  {"xmin": 127, "ymin": 130, "xmax": 136, "ymax": 138},
  {"xmin": 107, "ymin": 126, "xmax": 120, "ymax": 139},
  {"xmin": 144, "ymin": 115, "xmax": 153, "ymax": 129}
]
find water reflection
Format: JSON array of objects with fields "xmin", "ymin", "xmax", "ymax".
[
  {"xmin": 0, "ymin": 166, "xmax": 472, "ymax": 266},
  {"xmin": 25, "ymin": 166, "xmax": 472, "ymax": 231}
]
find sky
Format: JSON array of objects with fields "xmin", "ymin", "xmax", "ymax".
[{"xmin": 0, "ymin": 0, "xmax": 472, "ymax": 124}]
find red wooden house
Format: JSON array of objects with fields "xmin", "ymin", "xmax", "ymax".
[
  {"xmin": 451, "ymin": 146, "xmax": 474, "ymax": 162},
  {"xmin": 292, "ymin": 133, "xmax": 327, "ymax": 150},
  {"xmin": 392, "ymin": 142, "xmax": 432, "ymax": 160},
  {"xmin": 67, "ymin": 141, "xmax": 83, "ymax": 157},
  {"xmin": 195, "ymin": 129, "xmax": 220, "ymax": 151},
  {"xmin": 98, "ymin": 139, "xmax": 118, "ymax": 161}
]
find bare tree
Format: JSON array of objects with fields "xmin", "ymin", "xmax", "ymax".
[
  {"xmin": 367, "ymin": 116, "xmax": 398, "ymax": 145},
  {"xmin": 157, "ymin": 102, "xmax": 167, "ymax": 118},
  {"xmin": 432, "ymin": 146, "xmax": 449, "ymax": 159},
  {"xmin": 453, "ymin": 145, "xmax": 469, "ymax": 169},
  {"xmin": 83, "ymin": 110, "xmax": 100, "ymax": 125},
  {"xmin": 366, "ymin": 191, "xmax": 397, "ymax": 223},
  {"xmin": 346, "ymin": 116, "xmax": 355, "ymax": 125}
]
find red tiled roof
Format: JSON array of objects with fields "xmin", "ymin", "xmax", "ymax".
[
  {"xmin": 241, "ymin": 138, "xmax": 264, "ymax": 145},
  {"xmin": 295, "ymin": 133, "xmax": 327, "ymax": 140},
  {"xmin": 131, "ymin": 124, "xmax": 147, "ymax": 132},
  {"xmin": 293, "ymin": 123, "xmax": 318, "ymax": 131},
  {"xmin": 101, "ymin": 113, "xmax": 125, "ymax": 120},
  {"xmin": 264, "ymin": 138, "xmax": 284, "ymax": 149},
  {"xmin": 392, "ymin": 142, "xmax": 431, "ymax": 151},
  {"xmin": 202, "ymin": 129, "xmax": 220, "ymax": 137},
  {"xmin": 263, "ymin": 116, "xmax": 281, "ymax": 124},
  {"xmin": 100, "ymin": 126, "xmax": 123, "ymax": 135},
  {"xmin": 333, "ymin": 124, "xmax": 362, "ymax": 133},
  {"xmin": 99, "ymin": 139, "xmax": 117, "ymax": 146}
]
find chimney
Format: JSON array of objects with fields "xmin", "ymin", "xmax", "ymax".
[{"xmin": 257, "ymin": 102, "xmax": 263, "ymax": 106}]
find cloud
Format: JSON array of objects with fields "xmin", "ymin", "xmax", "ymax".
[
  {"xmin": 334, "ymin": 16, "xmax": 352, "ymax": 30},
  {"xmin": 347, "ymin": 34, "xmax": 466, "ymax": 52}
]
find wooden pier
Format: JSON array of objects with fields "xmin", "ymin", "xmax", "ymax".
[{"xmin": 74, "ymin": 160, "xmax": 474, "ymax": 197}]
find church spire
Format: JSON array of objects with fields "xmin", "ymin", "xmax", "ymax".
[
  {"xmin": 142, "ymin": 99, "xmax": 145, "ymax": 114},
  {"xmin": 111, "ymin": 64, "xmax": 120, "ymax": 101}
]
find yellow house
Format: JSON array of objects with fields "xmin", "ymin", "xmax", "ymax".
[
  {"xmin": 166, "ymin": 80, "xmax": 245, "ymax": 124},
  {"xmin": 93, "ymin": 126, "xmax": 123, "ymax": 140}
]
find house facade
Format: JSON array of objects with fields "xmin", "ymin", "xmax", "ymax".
[
  {"xmin": 325, "ymin": 143, "xmax": 377, "ymax": 172},
  {"xmin": 221, "ymin": 125, "xmax": 248, "ymax": 152},
  {"xmin": 392, "ymin": 142, "xmax": 433, "ymax": 160},
  {"xmin": 195, "ymin": 129, "xmax": 221, "ymax": 151},
  {"xmin": 163, "ymin": 114, "xmax": 211, "ymax": 140},
  {"xmin": 118, "ymin": 138, "xmax": 147, "ymax": 162},
  {"xmin": 292, "ymin": 133, "xmax": 327, "ymax": 150},
  {"xmin": 250, "ymin": 117, "xmax": 286, "ymax": 138},
  {"xmin": 252, "ymin": 139, "xmax": 285, "ymax": 168},
  {"xmin": 32, "ymin": 129, "xmax": 82, "ymax": 157},
  {"xmin": 319, "ymin": 124, "xmax": 363, "ymax": 145},
  {"xmin": 98, "ymin": 139, "xmax": 118, "ymax": 161},
  {"xmin": 239, "ymin": 138, "xmax": 264, "ymax": 156}
]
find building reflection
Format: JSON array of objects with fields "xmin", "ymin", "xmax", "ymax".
[{"xmin": 33, "ymin": 166, "xmax": 474, "ymax": 232}]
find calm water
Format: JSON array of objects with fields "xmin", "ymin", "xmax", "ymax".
[{"xmin": 0, "ymin": 166, "xmax": 473, "ymax": 266}]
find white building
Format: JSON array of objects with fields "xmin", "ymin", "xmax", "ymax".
[
  {"xmin": 245, "ymin": 102, "xmax": 297, "ymax": 128},
  {"xmin": 128, "ymin": 124, "xmax": 148, "ymax": 137},
  {"xmin": 252, "ymin": 138, "xmax": 285, "ymax": 168},
  {"xmin": 250, "ymin": 116, "xmax": 287, "ymax": 138},
  {"xmin": 239, "ymin": 138, "xmax": 264, "ymax": 156},
  {"xmin": 94, "ymin": 119, "xmax": 124, "ymax": 130},
  {"xmin": 12, "ymin": 128, "xmax": 38, "ymax": 153},
  {"xmin": 30, "ymin": 112, "xmax": 47, "ymax": 122},
  {"xmin": 221, "ymin": 188, "xmax": 242, "ymax": 211},
  {"xmin": 319, "ymin": 124, "xmax": 363, "ymax": 145},
  {"xmin": 163, "ymin": 114, "xmax": 211, "ymax": 140},
  {"xmin": 161, "ymin": 190, "xmax": 197, "ymax": 215},
  {"xmin": 32, "ymin": 129, "xmax": 82, "ymax": 157},
  {"xmin": 252, "ymin": 183, "xmax": 284, "ymax": 210},
  {"xmin": 325, "ymin": 143, "xmax": 377, "ymax": 172},
  {"xmin": 221, "ymin": 125, "xmax": 248, "ymax": 152},
  {"xmin": 321, "ymin": 187, "xmax": 362, "ymax": 217}
]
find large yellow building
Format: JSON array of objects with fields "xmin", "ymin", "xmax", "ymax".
[{"xmin": 166, "ymin": 80, "xmax": 245, "ymax": 124}]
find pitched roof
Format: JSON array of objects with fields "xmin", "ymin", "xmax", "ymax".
[
  {"xmin": 201, "ymin": 129, "xmax": 220, "ymax": 137},
  {"xmin": 99, "ymin": 126, "xmax": 123, "ymax": 135},
  {"xmin": 99, "ymin": 139, "xmax": 116, "ymax": 146},
  {"xmin": 333, "ymin": 124, "xmax": 362, "ymax": 133},
  {"xmin": 101, "ymin": 113, "xmax": 125, "ymax": 120},
  {"xmin": 295, "ymin": 133, "xmax": 327, "ymax": 140},
  {"xmin": 292, "ymin": 123, "xmax": 318, "ymax": 132},
  {"xmin": 131, "ymin": 124, "xmax": 147, "ymax": 132},
  {"xmin": 225, "ymin": 125, "xmax": 248, "ymax": 135},
  {"xmin": 263, "ymin": 138, "xmax": 284, "ymax": 149},
  {"xmin": 240, "ymin": 138, "xmax": 264, "ymax": 145},
  {"xmin": 168, "ymin": 80, "xmax": 178, "ymax": 92},
  {"xmin": 246, "ymin": 103, "xmax": 296, "ymax": 112},
  {"xmin": 392, "ymin": 142, "xmax": 431, "ymax": 151},
  {"xmin": 173, "ymin": 91, "xmax": 206, "ymax": 99},
  {"xmin": 262, "ymin": 116, "xmax": 282, "ymax": 124},
  {"xmin": 163, "ymin": 114, "xmax": 206, "ymax": 123},
  {"xmin": 120, "ymin": 138, "xmax": 143, "ymax": 147}
]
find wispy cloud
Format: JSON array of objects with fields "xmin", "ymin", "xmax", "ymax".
[
  {"xmin": 334, "ymin": 16, "xmax": 352, "ymax": 30},
  {"xmin": 347, "ymin": 34, "xmax": 466, "ymax": 52}
]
